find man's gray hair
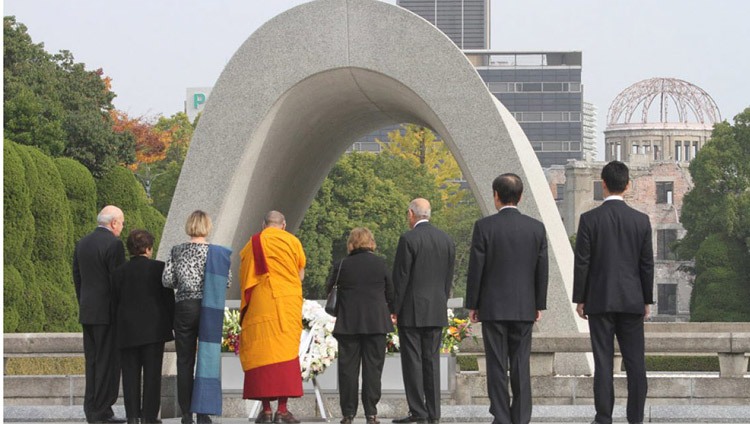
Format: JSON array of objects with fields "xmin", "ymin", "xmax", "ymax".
[
  {"xmin": 97, "ymin": 212, "xmax": 115, "ymax": 226},
  {"xmin": 409, "ymin": 198, "xmax": 431, "ymax": 219}
]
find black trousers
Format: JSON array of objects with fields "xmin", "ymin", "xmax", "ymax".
[
  {"xmin": 482, "ymin": 321, "xmax": 534, "ymax": 424},
  {"xmin": 398, "ymin": 326, "xmax": 442, "ymax": 420},
  {"xmin": 121, "ymin": 342, "xmax": 166, "ymax": 422},
  {"xmin": 589, "ymin": 313, "xmax": 647, "ymax": 424},
  {"xmin": 335, "ymin": 334, "xmax": 387, "ymax": 417},
  {"xmin": 173, "ymin": 299, "xmax": 202, "ymax": 417},
  {"xmin": 82, "ymin": 323, "xmax": 121, "ymax": 422}
]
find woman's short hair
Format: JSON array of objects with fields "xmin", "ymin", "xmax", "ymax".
[
  {"xmin": 347, "ymin": 227, "xmax": 376, "ymax": 253},
  {"xmin": 126, "ymin": 229, "xmax": 154, "ymax": 256},
  {"xmin": 185, "ymin": 210, "xmax": 212, "ymax": 237}
]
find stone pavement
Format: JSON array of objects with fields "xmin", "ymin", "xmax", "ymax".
[{"xmin": 5, "ymin": 405, "xmax": 750, "ymax": 423}]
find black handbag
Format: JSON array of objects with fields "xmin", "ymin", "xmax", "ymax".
[{"xmin": 324, "ymin": 259, "xmax": 344, "ymax": 316}]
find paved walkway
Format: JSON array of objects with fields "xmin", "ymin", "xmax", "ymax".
[{"xmin": 5, "ymin": 405, "xmax": 750, "ymax": 423}]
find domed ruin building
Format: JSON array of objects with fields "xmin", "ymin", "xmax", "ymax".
[{"xmin": 604, "ymin": 78, "xmax": 721, "ymax": 163}]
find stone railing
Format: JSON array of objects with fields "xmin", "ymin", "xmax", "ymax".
[{"xmin": 458, "ymin": 324, "xmax": 750, "ymax": 378}]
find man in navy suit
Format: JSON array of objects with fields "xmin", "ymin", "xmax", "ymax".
[
  {"xmin": 466, "ymin": 173, "xmax": 549, "ymax": 424},
  {"xmin": 573, "ymin": 161, "xmax": 654, "ymax": 424},
  {"xmin": 392, "ymin": 198, "xmax": 455, "ymax": 424},
  {"xmin": 73, "ymin": 205, "xmax": 127, "ymax": 423}
]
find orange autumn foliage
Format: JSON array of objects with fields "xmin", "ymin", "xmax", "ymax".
[{"xmin": 110, "ymin": 110, "xmax": 172, "ymax": 169}]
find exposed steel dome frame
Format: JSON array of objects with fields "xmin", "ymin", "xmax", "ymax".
[{"xmin": 607, "ymin": 78, "xmax": 721, "ymax": 127}]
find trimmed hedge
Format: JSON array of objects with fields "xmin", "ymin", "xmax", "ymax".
[
  {"xmin": 95, "ymin": 165, "xmax": 165, "ymax": 252},
  {"xmin": 21, "ymin": 145, "xmax": 79, "ymax": 331},
  {"xmin": 55, "ymin": 157, "xmax": 97, "ymax": 242},
  {"xmin": 4, "ymin": 141, "xmax": 48, "ymax": 332}
]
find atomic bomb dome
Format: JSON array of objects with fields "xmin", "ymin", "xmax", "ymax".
[{"xmin": 604, "ymin": 78, "xmax": 721, "ymax": 163}]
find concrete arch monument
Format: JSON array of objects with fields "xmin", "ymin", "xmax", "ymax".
[{"xmin": 161, "ymin": 0, "xmax": 586, "ymax": 372}]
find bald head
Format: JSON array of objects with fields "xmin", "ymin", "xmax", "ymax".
[
  {"xmin": 263, "ymin": 210, "xmax": 286, "ymax": 229},
  {"xmin": 98, "ymin": 205, "xmax": 125, "ymax": 237},
  {"xmin": 408, "ymin": 198, "xmax": 431, "ymax": 228}
]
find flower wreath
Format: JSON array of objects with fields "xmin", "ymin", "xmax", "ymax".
[{"xmin": 300, "ymin": 299, "xmax": 338, "ymax": 381}]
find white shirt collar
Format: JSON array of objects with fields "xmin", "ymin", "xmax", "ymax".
[
  {"xmin": 604, "ymin": 195, "xmax": 624, "ymax": 202},
  {"xmin": 498, "ymin": 205, "xmax": 518, "ymax": 212},
  {"xmin": 413, "ymin": 219, "xmax": 429, "ymax": 228}
]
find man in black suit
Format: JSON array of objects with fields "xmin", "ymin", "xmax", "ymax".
[
  {"xmin": 73, "ymin": 205, "xmax": 127, "ymax": 423},
  {"xmin": 392, "ymin": 198, "xmax": 455, "ymax": 424},
  {"xmin": 573, "ymin": 161, "xmax": 654, "ymax": 424},
  {"xmin": 466, "ymin": 173, "xmax": 549, "ymax": 424}
]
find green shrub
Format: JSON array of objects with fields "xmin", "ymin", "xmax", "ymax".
[
  {"xmin": 95, "ymin": 165, "xmax": 165, "ymax": 249},
  {"xmin": 96, "ymin": 165, "xmax": 148, "ymax": 211},
  {"xmin": 644, "ymin": 356, "xmax": 719, "ymax": 372},
  {"xmin": 140, "ymin": 205, "xmax": 166, "ymax": 256},
  {"xmin": 3, "ymin": 141, "xmax": 35, "ymax": 266},
  {"xmin": 4, "ymin": 263, "xmax": 45, "ymax": 332},
  {"xmin": 457, "ymin": 355, "xmax": 479, "ymax": 371},
  {"xmin": 55, "ymin": 157, "xmax": 97, "ymax": 242},
  {"xmin": 14, "ymin": 144, "xmax": 79, "ymax": 331}
]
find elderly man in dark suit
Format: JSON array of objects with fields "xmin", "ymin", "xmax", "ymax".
[
  {"xmin": 392, "ymin": 198, "xmax": 455, "ymax": 424},
  {"xmin": 573, "ymin": 161, "xmax": 654, "ymax": 424},
  {"xmin": 466, "ymin": 173, "xmax": 549, "ymax": 424},
  {"xmin": 73, "ymin": 205, "xmax": 127, "ymax": 423}
]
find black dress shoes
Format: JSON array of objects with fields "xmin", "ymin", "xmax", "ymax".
[
  {"xmin": 428, "ymin": 419, "xmax": 439, "ymax": 424},
  {"xmin": 196, "ymin": 414, "xmax": 212, "ymax": 424},
  {"xmin": 366, "ymin": 415, "xmax": 380, "ymax": 424},
  {"xmin": 340, "ymin": 416, "xmax": 354, "ymax": 424},
  {"xmin": 92, "ymin": 417, "xmax": 126, "ymax": 424},
  {"xmin": 392, "ymin": 415, "xmax": 427, "ymax": 423}
]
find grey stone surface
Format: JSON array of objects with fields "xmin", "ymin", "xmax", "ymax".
[
  {"xmin": 3, "ymin": 405, "xmax": 125, "ymax": 422},
  {"xmin": 158, "ymin": 0, "xmax": 585, "ymax": 374},
  {"xmin": 650, "ymin": 405, "xmax": 750, "ymax": 423}
]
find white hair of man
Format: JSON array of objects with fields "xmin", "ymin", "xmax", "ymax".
[
  {"xmin": 97, "ymin": 205, "xmax": 123, "ymax": 226},
  {"xmin": 409, "ymin": 198, "xmax": 431, "ymax": 220}
]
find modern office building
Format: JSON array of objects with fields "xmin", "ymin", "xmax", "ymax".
[
  {"xmin": 396, "ymin": 0, "xmax": 490, "ymax": 49},
  {"xmin": 465, "ymin": 50, "xmax": 584, "ymax": 167},
  {"xmin": 395, "ymin": 1, "xmax": 585, "ymax": 167}
]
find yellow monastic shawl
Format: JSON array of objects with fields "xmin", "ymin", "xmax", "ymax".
[{"xmin": 239, "ymin": 227, "xmax": 306, "ymax": 372}]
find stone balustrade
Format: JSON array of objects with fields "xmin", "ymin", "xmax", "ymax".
[{"xmin": 458, "ymin": 325, "xmax": 750, "ymax": 378}]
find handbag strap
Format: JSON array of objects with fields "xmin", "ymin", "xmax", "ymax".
[{"xmin": 332, "ymin": 258, "xmax": 344, "ymax": 290}]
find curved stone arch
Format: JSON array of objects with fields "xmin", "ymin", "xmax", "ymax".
[{"xmin": 161, "ymin": 0, "xmax": 586, "ymax": 369}]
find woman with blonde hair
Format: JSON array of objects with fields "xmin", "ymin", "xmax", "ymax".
[
  {"xmin": 163, "ymin": 210, "xmax": 232, "ymax": 424},
  {"xmin": 325, "ymin": 227, "xmax": 395, "ymax": 424}
]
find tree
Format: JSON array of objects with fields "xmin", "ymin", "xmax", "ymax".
[
  {"xmin": 378, "ymin": 124, "xmax": 465, "ymax": 205},
  {"xmin": 679, "ymin": 108, "xmax": 750, "ymax": 321},
  {"xmin": 3, "ymin": 16, "xmax": 135, "ymax": 177}
]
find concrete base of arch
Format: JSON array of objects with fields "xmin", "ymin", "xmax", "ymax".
[{"xmin": 160, "ymin": 0, "xmax": 589, "ymax": 374}]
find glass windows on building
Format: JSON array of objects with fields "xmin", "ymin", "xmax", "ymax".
[
  {"xmin": 657, "ymin": 284, "xmax": 678, "ymax": 315},
  {"xmin": 656, "ymin": 182, "xmax": 674, "ymax": 204},
  {"xmin": 657, "ymin": 229, "xmax": 678, "ymax": 260}
]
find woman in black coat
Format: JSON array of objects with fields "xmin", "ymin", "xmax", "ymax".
[
  {"xmin": 113, "ymin": 230, "xmax": 175, "ymax": 424},
  {"xmin": 326, "ymin": 227, "xmax": 395, "ymax": 424}
]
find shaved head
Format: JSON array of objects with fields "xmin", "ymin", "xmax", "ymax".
[{"xmin": 263, "ymin": 210, "xmax": 286, "ymax": 229}]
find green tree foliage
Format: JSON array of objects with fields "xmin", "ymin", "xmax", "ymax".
[
  {"xmin": 96, "ymin": 165, "xmax": 166, "ymax": 255},
  {"xmin": 148, "ymin": 112, "xmax": 195, "ymax": 216},
  {"xmin": 4, "ymin": 16, "xmax": 135, "ymax": 176},
  {"xmin": 298, "ymin": 153, "xmax": 417, "ymax": 298},
  {"xmin": 55, "ymin": 157, "xmax": 98, "ymax": 243},
  {"xmin": 680, "ymin": 108, "xmax": 750, "ymax": 321}
]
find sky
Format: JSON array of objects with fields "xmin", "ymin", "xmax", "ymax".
[{"xmin": 5, "ymin": 0, "xmax": 750, "ymax": 158}]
